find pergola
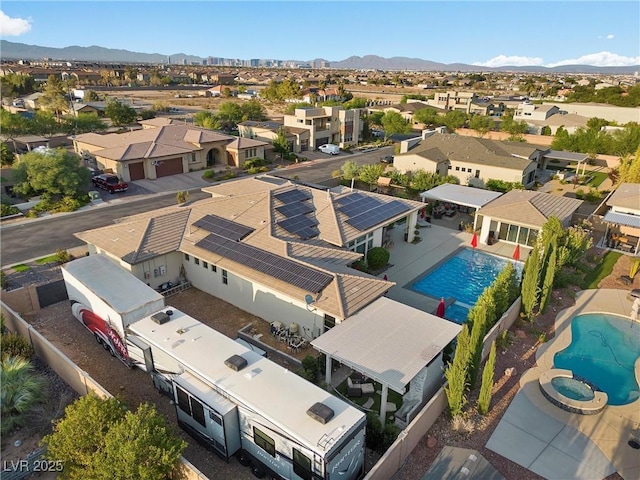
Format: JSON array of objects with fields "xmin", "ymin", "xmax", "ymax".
[
  {"xmin": 311, "ymin": 297, "xmax": 461, "ymax": 423},
  {"xmin": 419, "ymin": 184, "xmax": 503, "ymax": 230},
  {"xmin": 543, "ymin": 150, "xmax": 590, "ymax": 176}
]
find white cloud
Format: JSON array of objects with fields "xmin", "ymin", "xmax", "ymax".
[
  {"xmin": 0, "ymin": 11, "xmax": 32, "ymax": 36},
  {"xmin": 546, "ymin": 51, "xmax": 640, "ymax": 67},
  {"xmin": 598, "ymin": 34, "xmax": 615, "ymax": 40},
  {"xmin": 472, "ymin": 55, "xmax": 544, "ymax": 68}
]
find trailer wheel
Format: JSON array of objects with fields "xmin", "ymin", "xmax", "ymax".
[
  {"xmin": 250, "ymin": 464, "xmax": 265, "ymax": 478},
  {"xmin": 94, "ymin": 333, "xmax": 103, "ymax": 345},
  {"xmin": 237, "ymin": 452, "xmax": 251, "ymax": 467}
]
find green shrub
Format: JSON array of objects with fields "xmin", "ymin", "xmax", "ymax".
[
  {"xmin": 0, "ymin": 204, "xmax": 20, "ymax": 217},
  {"xmin": 203, "ymin": 170, "xmax": 215, "ymax": 179},
  {"xmin": 0, "ymin": 271, "xmax": 7, "ymax": 290},
  {"xmin": 477, "ymin": 342, "xmax": 496, "ymax": 415},
  {"xmin": 259, "ymin": 166, "xmax": 270, "ymax": 173},
  {"xmin": 300, "ymin": 355, "xmax": 319, "ymax": 384},
  {"xmin": 496, "ymin": 330, "xmax": 512, "ymax": 350},
  {"xmin": 221, "ymin": 169, "xmax": 237, "ymax": 180},
  {"xmin": 247, "ymin": 167, "xmax": 260, "ymax": 175},
  {"xmin": 366, "ymin": 247, "xmax": 390, "ymax": 271},
  {"xmin": 553, "ymin": 268, "xmax": 584, "ymax": 288},
  {"xmin": 243, "ymin": 158, "xmax": 266, "ymax": 170},
  {"xmin": 56, "ymin": 249, "xmax": 71, "ymax": 264},
  {"xmin": 1, "ymin": 332, "xmax": 35, "ymax": 360},
  {"xmin": 176, "ymin": 191, "xmax": 190, "ymax": 204},
  {"xmin": 365, "ymin": 413, "xmax": 384, "ymax": 452}
]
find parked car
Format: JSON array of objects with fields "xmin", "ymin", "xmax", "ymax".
[
  {"xmin": 371, "ymin": 129, "xmax": 384, "ymax": 138},
  {"xmin": 318, "ymin": 144, "xmax": 340, "ymax": 155},
  {"xmin": 381, "ymin": 155, "xmax": 394, "ymax": 163},
  {"xmin": 91, "ymin": 174, "xmax": 128, "ymax": 193}
]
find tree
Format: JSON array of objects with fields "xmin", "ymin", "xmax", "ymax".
[
  {"xmin": 62, "ymin": 113, "xmax": 107, "ymax": 135},
  {"xmin": 616, "ymin": 147, "xmax": 640, "ymax": 184},
  {"xmin": 216, "ymin": 101, "xmax": 243, "ymax": 130},
  {"xmin": 469, "ymin": 115, "xmax": 494, "ymax": 137},
  {"xmin": 343, "ymin": 97, "xmax": 368, "ymax": 110},
  {"xmin": 358, "ymin": 163, "xmax": 385, "ymax": 189},
  {"xmin": 39, "ymin": 75, "xmax": 68, "ymax": 121},
  {"xmin": 541, "ymin": 125, "xmax": 552, "ymax": 136},
  {"xmin": 444, "ymin": 325, "xmax": 470, "ymax": 418},
  {"xmin": 43, "ymin": 395, "xmax": 186, "ymax": 480},
  {"xmin": 441, "ymin": 110, "xmax": 467, "ymax": 132},
  {"xmin": 413, "ymin": 107, "xmax": 439, "ymax": 126},
  {"xmin": 477, "ymin": 341, "xmax": 496, "ymax": 415},
  {"xmin": 12, "ymin": 148, "xmax": 91, "ymax": 198},
  {"xmin": 381, "ymin": 111, "xmax": 411, "ymax": 139},
  {"xmin": 521, "ymin": 243, "xmax": 541, "ymax": 321},
  {"xmin": 1, "ymin": 143, "xmax": 15, "ymax": 166},
  {"xmin": 539, "ymin": 246, "xmax": 557, "ymax": 313},
  {"xmin": 408, "ymin": 169, "xmax": 458, "ymax": 192},
  {"xmin": 104, "ymin": 100, "xmax": 136, "ymax": 127},
  {"xmin": 83, "ymin": 90, "xmax": 100, "ymax": 102},
  {"xmin": 193, "ymin": 110, "xmax": 220, "ymax": 130},
  {"xmin": 1, "ymin": 356, "xmax": 46, "ymax": 435},
  {"xmin": 340, "ymin": 160, "xmax": 360, "ymax": 180},
  {"xmin": 500, "ymin": 115, "xmax": 528, "ymax": 135},
  {"xmin": 272, "ymin": 127, "xmax": 290, "ymax": 155},
  {"xmin": 240, "ymin": 99, "xmax": 266, "ymax": 122}
]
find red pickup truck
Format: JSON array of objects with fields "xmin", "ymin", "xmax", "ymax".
[{"xmin": 92, "ymin": 174, "xmax": 128, "ymax": 193}]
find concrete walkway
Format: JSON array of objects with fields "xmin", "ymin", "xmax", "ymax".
[{"xmin": 487, "ymin": 289, "xmax": 640, "ymax": 480}]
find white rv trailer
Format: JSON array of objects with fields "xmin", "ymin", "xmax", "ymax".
[{"xmin": 127, "ymin": 308, "xmax": 366, "ymax": 480}]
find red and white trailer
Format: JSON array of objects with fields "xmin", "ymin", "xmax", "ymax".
[{"xmin": 61, "ymin": 255, "xmax": 165, "ymax": 366}]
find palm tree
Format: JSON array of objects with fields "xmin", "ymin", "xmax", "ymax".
[{"xmin": 1, "ymin": 356, "xmax": 46, "ymax": 435}]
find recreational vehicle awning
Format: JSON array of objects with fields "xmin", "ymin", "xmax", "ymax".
[
  {"xmin": 419, "ymin": 184, "xmax": 503, "ymax": 210},
  {"xmin": 311, "ymin": 297, "xmax": 461, "ymax": 394}
]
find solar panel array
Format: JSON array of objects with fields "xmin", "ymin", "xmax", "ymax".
[
  {"xmin": 193, "ymin": 214, "xmax": 254, "ymax": 241},
  {"xmin": 196, "ymin": 234, "xmax": 332, "ymax": 293},
  {"xmin": 336, "ymin": 193, "xmax": 412, "ymax": 231},
  {"xmin": 274, "ymin": 189, "xmax": 311, "ymax": 204},
  {"xmin": 278, "ymin": 215, "xmax": 319, "ymax": 240},
  {"xmin": 276, "ymin": 202, "xmax": 313, "ymax": 218}
]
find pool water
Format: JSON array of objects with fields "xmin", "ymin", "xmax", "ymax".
[
  {"xmin": 411, "ymin": 248, "xmax": 523, "ymax": 324},
  {"xmin": 554, "ymin": 313, "xmax": 640, "ymax": 406},
  {"xmin": 551, "ymin": 377, "xmax": 595, "ymax": 401}
]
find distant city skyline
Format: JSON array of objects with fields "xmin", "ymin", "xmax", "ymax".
[{"xmin": 1, "ymin": 1, "xmax": 639, "ymax": 68}]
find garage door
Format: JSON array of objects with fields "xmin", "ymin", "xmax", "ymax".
[
  {"xmin": 155, "ymin": 158, "xmax": 184, "ymax": 177},
  {"xmin": 129, "ymin": 162, "xmax": 145, "ymax": 181}
]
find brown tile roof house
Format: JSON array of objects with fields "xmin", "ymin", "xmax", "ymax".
[
  {"xmin": 73, "ymin": 124, "xmax": 236, "ymax": 181},
  {"xmin": 76, "ymin": 176, "xmax": 424, "ymax": 322}
]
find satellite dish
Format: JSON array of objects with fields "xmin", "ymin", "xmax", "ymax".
[{"xmin": 305, "ymin": 294, "xmax": 314, "ymax": 305}]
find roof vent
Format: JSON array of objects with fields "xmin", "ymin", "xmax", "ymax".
[
  {"xmin": 307, "ymin": 402, "xmax": 334, "ymax": 425},
  {"xmin": 151, "ymin": 312, "xmax": 170, "ymax": 325},
  {"xmin": 225, "ymin": 354, "xmax": 248, "ymax": 372}
]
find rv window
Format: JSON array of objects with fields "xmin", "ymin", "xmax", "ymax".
[
  {"xmin": 293, "ymin": 449, "xmax": 312, "ymax": 480},
  {"xmin": 254, "ymin": 427, "xmax": 275, "ymax": 457},
  {"xmin": 176, "ymin": 386, "xmax": 191, "ymax": 415},
  {"xmin": 209, "ymin": 410, "xmax": 222, "ymax": 425},
  {"xmin": 190, "ymin": 397, "xmax": 206, "ymax": 427}
]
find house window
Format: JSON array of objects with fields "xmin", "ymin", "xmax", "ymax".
[
  {"xmin": 184, "ymin": 253, "xmax": 190, "ymax": 261},
  {"xmin": 455, "ymin": 166, "xmax": 460, "ymax": 171},
  {"xmin": 448, "ymin": 165, "xmax": 452, "ymax": 170},
  {"xmin": 203, "ymin": 261, "xmax": 208, "ymax": 269},
  {"xmin": 212, "ymin": 265, "xmax": 217, "ymax": 273},
  {"xmin": 475, "ymin": 169, "xmax": 480, "ymax": 178},
  {"xmin": 461, "ymin": 167, "xmax": 466, "ymax": 172},
  {"xmin": 293, "ymin": 449, "xmax": 312, "ymax": 480},
  {"xmin": 245, "ymin": 148, "xmax": 256, "ymax": 159},
  {"xmin": 222, "ymin": 269, "xmax": 228, "ymax": 285},
  {"xmin": 324, "ymin": 314, "xmax": 336, "ymax": 332},
  {"xmin": 254, "ymin": 427, "xmax": 276, "ymax": 457},
  {"xmin": 191, "ymin": 153, "xmax": 197, "ymax": 162},
  {"xmin": 194, "ymin": 257, "xmax": 200, "ymax": 266}
]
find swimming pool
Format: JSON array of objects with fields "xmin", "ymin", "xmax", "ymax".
[
  {"xmin": 554, "ymin": 313, "xmax": 640, "ymax": 406},
  {"xmin": 410, "ymin": 248, "xmax": 523, "ymax": 324}
]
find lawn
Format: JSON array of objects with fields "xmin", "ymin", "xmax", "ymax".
[
  {"xmin": 35, "ymin": 254, "xmax": 59, "ymax": 265},
  {"xmin": 12, "ymin": 264, "xmax": 31, "ymax": 273},
  {"xmin": 335, "ymin": 379, "xmax": 403, "ymax": 422},
  {"xmin": 583, "ymin": 251, "xmax": 623, "ymax": 289},
  {"xmin": 584, "ymin": 171, "xmax": 608, "ymax": 188}
]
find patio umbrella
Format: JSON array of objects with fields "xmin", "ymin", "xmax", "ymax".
[
  {"xmin": 471, "ymin": 233, "xmax": 478, "ymax": 249},
  {"xmin": 436, "ymin": 297, "xmax": 446, "ymax": 318},
  {"xmin": 513, "ymin": 244, "xmax": 521, "ymax": 262}
]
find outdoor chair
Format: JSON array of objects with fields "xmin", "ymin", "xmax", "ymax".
[{"xmin": 347, "ymin": 377, "xmax": 362, "ymax": 397}]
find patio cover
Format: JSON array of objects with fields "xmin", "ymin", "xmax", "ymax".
[
  {"xmin": 543, "ymin": 150, "xmax": 589, "ymax": 163},
  {"xmin": 421, "ymin": 446, "xmax": 505, "ymax": 480},
  {"xmin": 311, "ymin": 297, "xmax": 461, "ymax": 394},
  {"xmin": 603, "ymin": 210, "xmax": 640, "ymax": 228},
  {"xmin": 419, "ymin": 184, "xmax": 503, "ymax": 209}
]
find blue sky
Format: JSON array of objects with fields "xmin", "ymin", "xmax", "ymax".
[{"xmin": 1, "ymin": 1, "xmax": 639, "ymax": 67}]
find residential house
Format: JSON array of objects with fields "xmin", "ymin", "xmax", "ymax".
[
  {"xmin": 476, "ymin": 190, "xmax": 583, "ymax": 246},
  {"xmin": 74, "ymin": 175, "xmax": 424, "ymax": 340},
  {"xmin": 514, "ymin": 102, "xmax": 590, "ymax": 134},
  {"xmin": 238, "ymin": 120, "xmax": 310, "ymax": 153},
  {"xmin": 601, "ymin": 183, "xmax": 640, "ymax": 255},
  {"xmin": 283, "ymin": 106, "xmax": 363, "ymax": 149},
  {"xmin": 393, "ymin": 132, "xmax": 542, "ymax": 189},
  {"xmin": 73, "ymin": 122, "xmax": 236, "ymax": 181},
  {"xmin": 514, "ymin": 102, "xmax": 559, "ymax": 121},
  {"xmin": 22, "ymin": 92, "xmax": 45, "ymax": 110},
  {"xmin": 208, "ymin": 73, "xmax": 236, "ymax": 85},
  {"xmin": 427, "ymin": 91, "xmax": 478, "ymax": 113},
  {"xmin": 71, "ymin": 103, "xmax": 101, "ymax": 117},
  {"xmin": 224, "ymin": 137, "xmax": 269, "ymax": 166}
]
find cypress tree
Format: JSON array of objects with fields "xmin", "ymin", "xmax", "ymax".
[
  {"xmin": 521, "ymin": 243, "xmax": 541, "ymax": 321},
  {"xmin": 539, "ymin": 245, "xmax": 557, "ymax": 313},
  {"xmin": 444, "ymin": 325, "xmax": 471, "ymax": 418},
  {"xmin": 477, "ymin": 341, "xmax": 497, "ymax": 415}
]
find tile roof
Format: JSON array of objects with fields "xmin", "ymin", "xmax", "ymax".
[
  {"xmin": 399, "ymin": 133, "xmax": 538, "ymax": 170},
  {"xmin": 226, "ymin": 137, "xmax": 269, "ymax": 150},
  {"xmin": 477, "ymin": 190, "xmax": 583, "ymax": 227},
  {"xmin": 607, "ymin": 183, "xmax": 640, "ymax": 210}
]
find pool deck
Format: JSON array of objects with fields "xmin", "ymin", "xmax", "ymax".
[
  {"xmin": 380, "ymin": 223, "xmax": 528, "ymax": 315},
  {"xmin": 487, "ymin": 289, "xmax": 640, "ymax": 480}
]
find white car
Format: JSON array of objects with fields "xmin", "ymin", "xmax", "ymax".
[{"xmin": 318, "ymin": 144, "xmax": 340, "ymax": 155}]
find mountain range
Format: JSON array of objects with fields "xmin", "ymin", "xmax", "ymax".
[{"xmin": 2, "ymin": 41, "xmax": 638, "ymax": 74}]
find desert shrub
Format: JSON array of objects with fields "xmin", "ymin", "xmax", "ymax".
[
  {"xmin": 247, "ymin": 167, "xmax": 260, "ymax": 175},
  {"xmin": 1, "ymin": 204, "xmax": 20, "ymax": 217},
  {"xmin": 365, "ymin": 413, "xmax": 400, "ymax": 452},
  {"xmin": 0, "ymin": 271, "xmax": 7, "ymax": 289},
  {"xmin": 259, "ymin": 166, "xmax": 270, "ymax": 172},
  {"xmin": 1, "ymin": 332, "xmax": 34, "ymax": 360},
  {"xmin": 243, "ymin": 158, "xmax": 266, "ymax": 169},
  {"xmin": 55, "ymin": 249, "xmax": 71, "ymax": 264},
  {"xmin": 553, "ymin": 268, "xmax": 584, "ymax": 288},
  {"xmin": 203, "ymin": 170, "xmax": 215, "ymax": 179},
  {"xmin": 176, "ymin": 191, "xmax": 190, "ymax": 204},
  {"xmin": 366, "ymin": 247, "xmax": 390, "ymax": 271},
  {"xmin": 496, "ymin": 330, "xmax": 512, "ymax": 350},
  {"xmin": 221, "ymin": 169, "xmax": 237, "ymax": 180},
  {"xmin": 451, "ymin": 414, "xmax": 475, "ymax": 434}
]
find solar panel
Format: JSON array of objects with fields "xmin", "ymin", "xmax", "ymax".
[
  {"xmin": 338, "ymin": 196, "xmax": 384, "ymax": 217},
  {"xmin": 195, "ymin": 234, "xmax": 332, "ymax": 293},
  {"xmin": 346, "ymin": 200, "xmax": 411, "ymax": 231},
  {"xmin": 276, "ymin": 202, "xmax": 313, "ymax": 218},
  {"xmin": 193, "ymin": 214, "xmax": 254, "ymax": 241},
  {"xmin": 335, "ymin": 192, "xmax": 366, "ymax": 207},
  {"xmin": 277, "ymin": 215, "xmax": 319, "ymax": 239},
  {"xmin": 274, "ymin": 189, "xmax": 311, "ymax": 204}
]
